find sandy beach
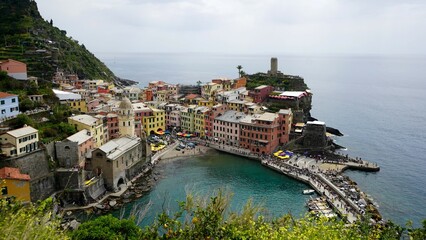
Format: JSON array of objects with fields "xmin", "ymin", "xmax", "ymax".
[{"xmin": 157, "ymin": 144, "xmax": 214, "ymax": 163}]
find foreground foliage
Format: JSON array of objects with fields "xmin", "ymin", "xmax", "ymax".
[
  {"xmin": 0, "ymin": 198, "xmax": 68, "ymax": 240},
  {"xmin": 70, "ymin": 190, "xmax": 424, "ymax": 239},
  {"xmin": 2, "ymin": 191, "xmax": 426, "ymax": 239}
]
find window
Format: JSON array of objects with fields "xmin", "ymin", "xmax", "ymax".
[
  {"xmin": 1, "ymin": 186, "xmax": 7, "ymax": 195},
  {"xmin": 11, "ymin": 98, "xmax": 16, "ymax": 103},
  {"xmin": 0, "ymin": 100, "xmax": 4, "ymax": 105}
]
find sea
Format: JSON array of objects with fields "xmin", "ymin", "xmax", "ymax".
[{"xmin": 97, "ymin": 52, "xmax": 426, "ymax": 227}]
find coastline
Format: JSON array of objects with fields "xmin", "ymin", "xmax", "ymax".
[{"xmin": 61, "ymin": 139, "xmax": 381, "ymax": 226}]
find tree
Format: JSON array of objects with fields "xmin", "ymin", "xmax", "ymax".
[
  {"xmin": 70, "ymin": 214, "xmax": 141, "ymax": 240},
  {"xmin": 9, "ymin": 114, "xmax": 35, "ymax": 128},
  {"xmin": 237, "ymin": 65, "xmax": 243, "ymax": 78},
  {"xmin": 196, "ymin": 80, "xmax": 202, "ymax": 86}
]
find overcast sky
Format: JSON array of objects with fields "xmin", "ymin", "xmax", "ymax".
[{"xmin": 36, "ymin": 0, "xmax": 426, "ymax": 55}]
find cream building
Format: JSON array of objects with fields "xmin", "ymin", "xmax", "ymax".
[
  {"xmin": 118, "ymin": 97, "xmax": 135, "ymax": 137},
  {"xmin": 0, "ymin": 126, "xmax": 39, "ymax": 157},
  {"xmin": 68, "ymin": 114, "xmax": 105, "ymax": 148}
]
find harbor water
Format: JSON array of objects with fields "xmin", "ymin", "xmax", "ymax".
[
  {"xmin": 114, "ymin": 151, "xmax": 313, "ymax": 227},
  {"xmin": 99, "ymin": 53, "xmax": 426, "ymax": 226}
]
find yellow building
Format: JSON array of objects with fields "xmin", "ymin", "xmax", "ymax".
[
  {"xmin": 202, "ymin": 82, "xmax": 223, "ymax": 100},
  {"xmin": 180, "ymin": 105, "xmax": 196, "ymax": 133},
  {"xmin": 143, "ymin": 108, "xmax": 166, "ymax": 135},
  {"xmin": 67, "ymin": 99, "xmax": 88, "ymax": 113},
  {"xmin": 68, "ymin": 114, "xmax": 105, "ymax": 147},
  {"xmin": 227, "ymin": 100, "xmax": 248, "ymax": 112},
  {"xmin": 198, "ymin": 100, "xmax": 214, "ymax": 108},
  {"xmin": 0, "ymin": 167, "xmax": 31, "ymax": 203},
  {"xmin": 0, "ymin": 126, "xmax": 39, "ymax": 157},
  {"xmin": 155, "ymin": 90, "xmax": 168, "ymax": 102},
  {"xmin": 194, "ymin": 106, "xmax": 209, "ymax": 137}
]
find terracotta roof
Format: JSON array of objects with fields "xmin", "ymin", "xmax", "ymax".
[
  {"xmin": 0, "ymin": 92, "xmax": 17, "ymax": 98},
  {"xmin": 0, "ymin": 167, "xmax": 30, "ymax": 181},
  {"xmin": 185, "ymin": 94, "xmax": 199, "ymax": 99}
]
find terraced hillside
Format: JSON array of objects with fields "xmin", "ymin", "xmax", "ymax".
[{"xmin": 0, "ymin": 0, "xmax": 116, "ymax": 82}]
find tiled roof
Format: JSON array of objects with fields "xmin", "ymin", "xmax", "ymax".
[
  {"xmin": 0, "ymin": 92, "xmax": 17, "ymax": 98},
  {"xmin": 0, "ymin": 167, "xmax": 30, "ymax": 181}
]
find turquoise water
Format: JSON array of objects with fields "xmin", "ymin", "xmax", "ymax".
[
  {"xmin": 114, "ymin": 151, "xmax": 313, "ymax": 226},
  {"xmin": 99, "ymin": 53, "xmax": 426, "ymax": 226}
]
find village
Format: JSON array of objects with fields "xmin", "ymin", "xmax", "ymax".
[{"xmin": 0, "ymin": 57, "xmax": 380, "ymax": 225}]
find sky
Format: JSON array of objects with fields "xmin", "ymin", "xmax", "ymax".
[{"xmin": 36, "ymin": 0, "xmax": 426, "ymax": 55}]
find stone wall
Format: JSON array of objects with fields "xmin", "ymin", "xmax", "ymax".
[
  {"xmin": 55, "ymin": 141, "xmax": 79, "ymax": 168},
  {"xmin": 0, "ymin": 148, "xmax": 56, "ymax": 201}
]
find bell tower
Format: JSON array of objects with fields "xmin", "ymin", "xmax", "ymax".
[{"xmin": 118, "ymin": 97, "xmax": 135, "ymax": 137}]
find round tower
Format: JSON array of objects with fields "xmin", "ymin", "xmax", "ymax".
[{"xmin": 118, "ymin": 97, "xmax": 135, "ymax": 137}]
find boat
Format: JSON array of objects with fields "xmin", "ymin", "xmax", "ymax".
[{"xmin": 303, "ymin": 189, "xmax": 315, "ymax": 195}]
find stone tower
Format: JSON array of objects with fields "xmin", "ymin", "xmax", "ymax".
[
  {"xmin": 270, "ymin": 57, "xmax": 278, "ymax": 75},
  {"xmin": 118, "ymin": 97, "xmax": 135, "ymax": 137}
]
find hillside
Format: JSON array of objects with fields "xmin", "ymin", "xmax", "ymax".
[{"xmin": 0, "ymin": 0, "xmax": 116, "ymax": 82}]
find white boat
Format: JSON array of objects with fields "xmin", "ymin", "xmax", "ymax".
[{"xmin": 303, "ymin": 189, "xmax": 315, "ymax": 195}]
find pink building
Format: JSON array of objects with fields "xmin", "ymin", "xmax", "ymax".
[
  {"xmin": 87, "ymin": 99, "xmax": 100, "ymax": 112},
  {"xmin": 105, "ymin": 113, "xmax": 119, "ymax": 140},
  {"xmin": 239, "ymin": 112, "xmax": 281, "ymax": 155},
  {"xmin": 249, "ymin": 85, "xmax": 274, "ymax": 103},
  {"xmin": 205, "ymin": 104, "xmax": 228, "ymax": 138},
  {"xmin": 0, "ymin": 59, "xmax": 27, "ymax": 80},
  {"xmin": 65, "ymin": 129, "xmax": 94, "ymax": 168},
  {"xmin": 165, "ymin": 104, "xmax": 181, "ymax": 129},
  {"xmin": 132, "ymin": 102, "xmax": 153, "ymax": 137},
  {"xmin": 278, "ymin": 109, "xmax": 293, "ymax": 144},
  {"xmin": 212, "ymin": 110, "xmax": 245, "ymax": 146}
]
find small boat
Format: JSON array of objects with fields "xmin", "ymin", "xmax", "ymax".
[{"xmin": 303, "ymin": 189, "xmax": 315, "ymax": 195}]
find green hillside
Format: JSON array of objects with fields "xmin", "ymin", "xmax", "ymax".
[{"xmin": 0, "ymin": 0, "xmax": 116, "ymax": 82}]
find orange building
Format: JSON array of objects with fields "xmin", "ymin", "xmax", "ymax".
[
  {"xmin": 0, "ymin": 59, "xmax": 27, "ymax": 80},
  {"xmin": 233, "ymin": 77, "xmax": 247, "ymax": 89},
  {"xmin": 0, "ymin": 167, "xmax": 31, "ymax": 203}
]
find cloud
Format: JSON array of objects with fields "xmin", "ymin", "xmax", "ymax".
[{"xmin": 36, "ymin": 0, "xmax": 426, "ymax": 55}]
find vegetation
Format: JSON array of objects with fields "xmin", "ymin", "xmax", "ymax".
[
  {"xmin": 0, "ymin": 0, "xmax": 116, "ymax": 82},
  {"xmin": 0, "ymin": 198, "xmax": 68, "ymax": 240},
  {"xmin": 0, "ymin": 191, "xmax": 425, "ymax": 239},
  {"xmin": 70, "ymin": 215, "xmax": 141, "ymax": 240},
  {"xmin": 246, "ymin": 72, "xmax": 308, "ymax": 91}
]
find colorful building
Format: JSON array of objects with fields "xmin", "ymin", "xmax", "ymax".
[
  {"xmin": 118, "ymin": 97, "xmax": 135, "ymax": 137},
  {"xmin": 194, "ymin": 106, "xmax": 209, "ymax": 137},
  {"xmin": 278, "ymin": 109, "xmax": 293, "ymax": 144},
  {"xmin": 202, "ymin": 82, "xmax": 223, "ymax": 100},
  {"xmin": 67, "ymin": 99, "xmax": 88, "ymax": 113},
  {"xmin": 103, "ymin": 113, "xmax": 119, "ymax": 140},
  {"xmin": 213, "ymin": 110, "xmax": 246, "ymax": 146},
  {"xmin": 91, "ymin": 136, "xmax": 143, "ymax": 192},
  {"xmin": 68, "ymin": 114, "xmax": 105, "ymax": 148},
  {"xmin": 239, "ymin": 112, "xmax": 281, "ymax": 155},
  {"xmin": 249, "ymin": 85, "xmax": 274, "ymax": 103},
  {"xmin": 0, "ymin": 125, "xmax": 39, "ymax": 157},
  {"xmin": 0, "ymin": 92, "xmax": 19, "ymax": 119},
  {"xmin": 0, "ymin": 59, "xmax": 27, "ymax": 80},
  {"xmin": 164, "ymin": 104, "xmax": 181, "ymax": 129},
  {"xmin": 132, "ymin": 102, "xmax": 153, "ymax": 137},
  {"xmin": 180, "ymin": 105, "xmax": 196, "ymax": 133},
  {"xmin": 64, "ymin": 129, "xmax": 94, "ymax": 167},
  {"xmin": 205, "ymin": 104, "xmax": 228, "ymax": 138},
  {"xmin": 0, "ymin": 167, "xmax": 31, "ymax": 202}
]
